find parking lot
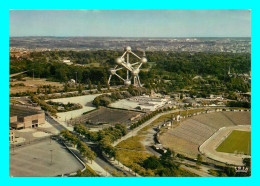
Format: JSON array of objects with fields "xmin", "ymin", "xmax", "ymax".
[
  {"xmin": 76, "ymin": 107, "xmax": 144, "ymax": 125},
  {"xmin": 10, "ymin": 139, "xmax": 84, "ymax": 177}
]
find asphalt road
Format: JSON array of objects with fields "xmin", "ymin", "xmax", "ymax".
[{"xmin": 45, "ymin": 113, "xmax": 67, "ymax": 131}]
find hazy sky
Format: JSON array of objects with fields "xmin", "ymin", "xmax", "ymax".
[{"xmin": 9, "ymin": 9, "xmax": 251, "ymax": 37}]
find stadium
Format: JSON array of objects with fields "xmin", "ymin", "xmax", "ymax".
[{"xmin": 159, "ymin": 110, "xmax": 251, "ymax": 166}]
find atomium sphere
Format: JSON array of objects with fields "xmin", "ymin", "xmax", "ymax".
[
  {"xmin": 125, "ymin": 46, "xmax": 131, "ymax": 52},
  {"xmin": 126, "ymin": 63, "xmax": 132, "ymax": 69},
  {"xmin": 109, "ymin": 68, "xmax": 116, "ymax": 75},
  {"xmin": 140, "ymin": 57, "xmax": 147, "ymax": 63},
  {"xmin": 132, "ymin": 68, "xmax": 140, "ymax": 75},
  {"xmin": 124, "ymin": 80, "xmax": 131, "ymax": 86},
  {"xmin": 115, "ymin": 57, "xmax": 123, "ymax": 65}
]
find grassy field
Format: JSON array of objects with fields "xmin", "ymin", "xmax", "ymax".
[
  {"xmin": 116, "ymin": 136, "xmax": 145, "ymax": 151},
  {"xmin": 10, "ymin": 78, "xmax": 63, "ymax": 94},
  {"xmin": 115, "ymin": 137, "xmax": 152, "ymax": 176},
  {"xmin": 216, "ymin": 130, "xmax": 251, "ymax": 155}
]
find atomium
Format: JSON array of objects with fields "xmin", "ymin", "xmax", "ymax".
[{"xmin": 108, "ymin": 46, "xmax": 147, "ymax": 87}]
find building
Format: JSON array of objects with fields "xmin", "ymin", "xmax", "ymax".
[
  {"xmin": 10, "ymin": 104, "xmax": 45, "ymax": 129},
  {"xmin": 183, "ymin": 98, "xmax": 198, "ymax": 107},
  {"xmin": 62, "ymin": 59, "xmax": 73, "ymax": 65},
  {"xmin": 137, "ymin": 103, "xmax": 158, "ymax": 112},
  {"xmin": 129, "ymin": 95, "xmax": 170, "ymax": 112},
  {"xmin": 208, "ymin": 94, "xmax": 223, "ymax": 100}
]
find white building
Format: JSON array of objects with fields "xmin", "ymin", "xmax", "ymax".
[{"xmin": 62, "ymin": 59, "xmax": 73, "ymax": 65}]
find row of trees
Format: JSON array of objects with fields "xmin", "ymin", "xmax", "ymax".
[
  {"xmin": 93, "ymin": 86, "xmax": 148, "ymax": 107},
  {"xmin": 130, "ymin": 108, "xmax": 170, "ymax": 129},
  {"xmin": 74, "ymin": 123, "xmax": 127, "ymax": 158},
  {"xmin": 47, "ymin": 101, "xmax": 83, "ymax": 112},
  {"xmin": 141, "ymin": 149, "xmax": 198, "ymax": 176},
  {"xmin": 92, "ymin": 91, "xmax": 131, "ymax": 107},
  {"xmin": 60, "ymin": 130, "xmax": 96, "ymax": 163},
  {"xmin": 31, "ymin": 95, "xmax": 57, "ymax": 115},
  {"xmin": 227, "ymin": 101, "xmax": 251, "ymax": 108}
]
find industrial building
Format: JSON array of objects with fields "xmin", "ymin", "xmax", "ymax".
[
  {"xmin": 129, "ymin": 95, "xmax": 170, "ymax": 112},
  {"xmin": 9, "ymin": 104, "xmax": 45, "ymax": 129},
  {"xmin": 136, "ymin": 103, "xmax": 159, "ymax": 112}
]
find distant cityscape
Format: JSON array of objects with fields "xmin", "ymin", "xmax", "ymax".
[{"xmin": 10, "ymin": 37, "xmax": 251, "ymax": 53}]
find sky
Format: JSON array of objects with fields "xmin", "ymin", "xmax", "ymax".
[{"xmin": 9, "ymin": 9, "xmax": 251, "ymax": 37}]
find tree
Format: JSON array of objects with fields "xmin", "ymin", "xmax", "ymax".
[
  {"xmin": 55, "ymin": 66, "xmax": 68, "ymax": 82},
  {"xmin": 88, "ymin": 79, "xmax": 92, "ymax": 90},
  {"xmin": 64, "ymin": 82, "xmax": 69, "ymax": 92},
  {"xmin": 89, "ymin": 131, "xmax": 99, "ymax": 141},
  {"xmin": 78, "ymin": 83, "xmax": 83, "ymax": 94},
  {"xmin": 76, "ymin": 169, "xmax": 83, "ymax": 177},
  {"xmin": 160, "ymin": 148, "xmax": 175, "ymax": 162},
  {"xmin": 223, "ymin": 166, "xmax": 236, "ymax": 176},
  {"xmin": 87, "ymin": 150, "xmax": 96, "ymax": 164},
  {"xmin": 77, "ymin": 140, "xmax": 96, "ymax": 163},
  {"xmin": 48, "ymin": 85, "xmax": 53, "ymax": 94},
  {"xmin": 97, "ymin": 81, "xmax": 102, "ymax": 91},
  {"xmin": 143, "ymin": 156, "xmax": 162, "ymax": 170},
  {"xmin": 74, "ymin": 124, "xmax": 88, "ymax": 136},
  {"xmin": 131, "ymin": 164, "xmax": 139, "ymax": 176},
  {"xmin": 106, "ymin": 78, "xmax": 110, "ymax": 90},
  {"xmin": 115, "ymin": 123, "xmax": 127, "ymax": 136},
  {"xmin": 243, "ymin": 158, "xmax": 251, "ymax": 168},
  {"xmin": 71, "ymin": 136, "xmax": 79, "ymax": 147},
  {"xmin": 60, "ymin": 129, "xmax": 70, "ymax": 138},
  {"xmin": 196, "ymin": 154, "xmax": 202, "ymax": 166},
  {"xmin": 145, "ymin": 169, "xmax": 155, "ymax": 177}
]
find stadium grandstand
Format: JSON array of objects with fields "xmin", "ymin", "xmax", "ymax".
[{"xmin": 159, "ymin": 111, "xmax": 251, "ymax": 158}]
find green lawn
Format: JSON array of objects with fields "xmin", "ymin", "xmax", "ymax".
[{"xmin": 216, "ymin": 130, "xmax": 251, "ymax": 155}]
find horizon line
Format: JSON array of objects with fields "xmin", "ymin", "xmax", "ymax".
[{"xmin": 10, "ymin": 36, "xmax": 251, "ymax": 38}]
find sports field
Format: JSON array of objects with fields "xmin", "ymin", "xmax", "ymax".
[{"xmin": 216, "ymin": 130, "xmax": 251, "ymax": 155}]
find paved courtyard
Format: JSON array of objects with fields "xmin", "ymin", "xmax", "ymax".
[
  {"xmin": 50, "ymin": 94, "xmax": 101, "ymax": 122},
  {"xmin": 10, "ymin": 139, "xmax": 84, "ymax": 177}
]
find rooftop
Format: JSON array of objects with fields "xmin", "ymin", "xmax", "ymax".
[{"xmin": 10, "ymin": 105, "xmax": 41, "ymax": 118}]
